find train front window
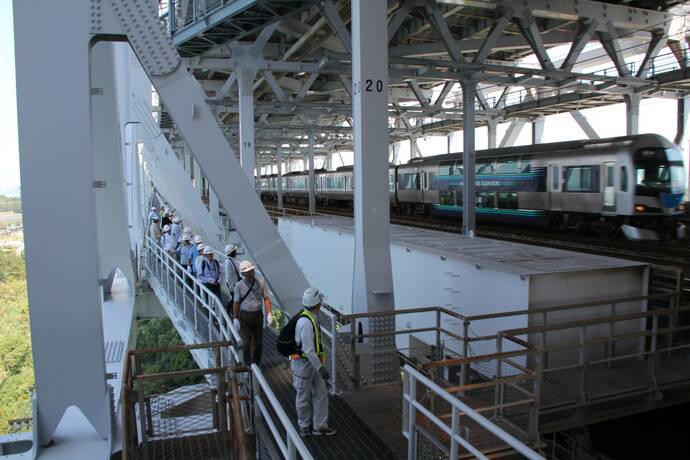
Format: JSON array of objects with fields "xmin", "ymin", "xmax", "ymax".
[{"xmin": 635, "ymin": 148, "xmax": 684, "ymax": 196}]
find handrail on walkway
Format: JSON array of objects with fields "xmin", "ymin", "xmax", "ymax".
[
  {"xmin": 145, "ymin": 235, "xmax": 243, "ymax": 353},
  {"xmin": 403, "ymin": 365, "xmax": 544, "ymax": 460},
  {"xmin": 144, "ymin": 234, "xmax": 313, "ymax": 460},
  {"xmin": 251, "ymin": 364, "xmax": 314, "ymax": 460}
]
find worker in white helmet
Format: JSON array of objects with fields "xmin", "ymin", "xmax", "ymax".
[
  {"xmin": 149, "ymin": 214, "xmax": 161, "ymax": 241},
  {"xmin": 198, "ymin": 246, "xmax": 223, "ymax": 300},
  {"xmin": 148, "ymin": 206, "xmax": 159, "ymax": 225},
  {"xmin": 170, "ymin": 216, "xmax": 182, "ymax": 243},
  {"xmin": 177, "ymin": 233, "xmax": 194, "ymax": 272},
  {"xmin": 188, "ymin": 236, "xmax": 203, "ymax": 276},
  {"xmin": 193, "ymin": 243, "xmax": 206, "ymax": 277},
  {"xmin": 160, "ymin": 224, "xmax": 176, "ymax": 257},
  {"xmin": 292, "ymin": 287, "xmax": 337, "ymax": 437},
  {"xmin": 223, "ymin": 244, "xmax": 241, "ymax": 310},
  {"xmin": 178, "ymin": 226, "xmax": 193, "ymax": 244},
  {"xmin": 232, "ymin": 260, "xmax": 272, "ymax": 365}
]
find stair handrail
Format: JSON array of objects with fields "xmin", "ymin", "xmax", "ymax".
[{"xmin": 145, "ymin": 235, "xmax": 243, "ymax": 360}]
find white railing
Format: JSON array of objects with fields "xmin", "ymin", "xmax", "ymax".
[
  {"xmin": 145, "ymin": 235, "xmax": 243, "ymax": 363},
  {"xmin": 402, "ymin": 365, "xmax": 544, "ymax": 460},
  {"xmin": 251, "ymin": 364, "xmax": 314, "ymax": 460}
]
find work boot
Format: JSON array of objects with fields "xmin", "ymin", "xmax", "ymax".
[{"xmin": 312, "ymin": 425, "xmax": 337, "ymax": 436}]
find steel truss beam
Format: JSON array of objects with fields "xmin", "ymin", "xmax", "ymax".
[{"xmin": 106, "ymin": 0, "xmax": 309, "ymax": 313}]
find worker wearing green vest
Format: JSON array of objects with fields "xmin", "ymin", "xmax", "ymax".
[{"xmin": 291, "ymin": 287, "xmax": 337, "ymax": 437}]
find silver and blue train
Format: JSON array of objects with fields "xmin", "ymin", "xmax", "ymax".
[{"xmin": 260, "ymin": 134, "xmax": 686, "ymax": 233}]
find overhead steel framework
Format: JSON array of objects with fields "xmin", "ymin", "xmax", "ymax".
[{"xmin": 159, "ymin": 0, "xmax": 690, "ymax": 234}]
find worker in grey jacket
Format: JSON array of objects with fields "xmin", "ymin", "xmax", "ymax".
[{"xmin": 291, "ymin": 287, "xmax": 337, "ymax": 437}]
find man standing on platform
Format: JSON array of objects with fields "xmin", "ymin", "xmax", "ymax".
[
  {"xmin": 291, "ymin": 287, "xmax": 337, "ymax": 437},
  {"xmin": 232, "ymin": 260, "xmax": 272, "ymax": 365},
  {"xmin": 223, "ymin": 244, "xmax": 241, "ymax": 310}
]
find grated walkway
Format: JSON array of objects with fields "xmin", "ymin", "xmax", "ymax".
[{"xmin": 260, "ymin": 329, "xmax": 399, "ymax": 459}]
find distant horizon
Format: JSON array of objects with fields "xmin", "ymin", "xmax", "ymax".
[{"xmin": 0, "ymin": 187, "xmax": 20, "ymax": 198}]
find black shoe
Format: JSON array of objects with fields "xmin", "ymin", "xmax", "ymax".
[
  {"xmin": 312, "ymin": 426, "xmax": 337, "ymax": 436},
  {"xmin": 299, "ymin": 426, "xmax": 311, "ymax": 438}
]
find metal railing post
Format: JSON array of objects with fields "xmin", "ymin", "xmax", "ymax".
[
  {"xmin": 450, "ymin": 408, "xmax": 459, "ymax": 460},
  {"xmin": 436, "ymin": 309, "xmax": 442, "ymax": 362},
  {"xmin": 330, "ymin": 315, "xmax": 338, "ymax": 395},
  {"xmin": 494, "ymin": 332, "xmax": 503, "ymax": 418},
  {"xmin": 578, "ymin": 326, "xmax": 587, "ymax": 404},
  {"xmin": 461, "ymin": 320, "xmax": 470, "ymax": 386},
  {"xmin": 134, "ymin": 356, "xmax": 150, "ymax": 460},
  {"xmin": 406, "ymin": 374, "xmax": 417, "ymax": 460},
  {"xmin": 649, "ymin": 314, "xmax": 659, "ymax": 398}
]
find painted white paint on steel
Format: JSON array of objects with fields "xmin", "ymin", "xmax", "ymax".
[
  {"xmin": 92, "ymin": 42, "xmax": 136, "ymax": 291},
  {"xmin": 13, "ymin": 0, "xmax": 117, "ymax": 444}
]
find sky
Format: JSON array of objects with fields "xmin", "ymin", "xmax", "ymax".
[{"xmin": 0, "ymin": 0, "xmax": 19, "ymax": 197}]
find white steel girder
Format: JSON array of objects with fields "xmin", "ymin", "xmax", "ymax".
[
  {"xmin": 13, "ymin": 0, "xmax": 116, "ymax": 445},
  {"xmin": 92, "ymin": 42, "xmax": 136, "ymax": 292},
  {"xmin": 132, "ymin": 99, "xmax": 225, "ymax": 250},
  {"xmin": 105, "ymin": 1, "xmax": 309, "ymax": 311}
]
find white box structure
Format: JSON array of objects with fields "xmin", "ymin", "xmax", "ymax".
[{"xmin": 279, "ymin": 216, "xmax": 649, "ymax": 361}]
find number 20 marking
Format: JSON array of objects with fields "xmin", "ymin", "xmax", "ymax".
[{"xmin": 365, "ymin": 79, "xmax": 384, "ymax": 92}]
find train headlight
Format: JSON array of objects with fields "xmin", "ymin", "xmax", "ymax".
[{"xmin": 634, "ymin": 204, "xmax": 647, "ymax": 213}]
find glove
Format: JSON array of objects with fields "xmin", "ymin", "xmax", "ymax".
[
  {"xmin": 232, "ymin": 319, "xmax": 241, "ymax": 331},
  {"xmin": 266, "ymin": 311, "xmax": 273, "ymax": 325},
  {"xmin": 319, "ymin": 367, "xmax": 330, "ymax": 382}
]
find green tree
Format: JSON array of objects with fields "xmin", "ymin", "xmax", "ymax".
[
  {"xmin": 0, "ymin": 248, "xmax": 32, "ymax": 434},
  {"xmin": 136, "ymin": 318, "xmax": 203, "ymax": 394}
]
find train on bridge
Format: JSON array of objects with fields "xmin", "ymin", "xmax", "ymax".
[{"xmin": 260, "ymin": 134, "xmax": 686, "ymax": 236}]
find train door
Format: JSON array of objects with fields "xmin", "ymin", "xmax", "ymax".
[
  {"xmin": 603, "ymin": 162, "xmax": 615, "ymax": 212},
  {"xmin": 549, "ymin": 164, "xmax": 562, "ymax": 209}
]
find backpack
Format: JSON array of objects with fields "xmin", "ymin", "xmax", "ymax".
[{"xmin": 277, "ymin": 313, "xmax": 305, "ymax": 357}]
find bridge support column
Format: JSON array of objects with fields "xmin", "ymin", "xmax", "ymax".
[
  {"xmin": 238, "ymin": 67, "xmax": 258, "ymax": 189},
  {"xmin": 461, "ymin": 80, "xmax": 477, "ymax": 237},
  {"xmin": 487, "ymin": 118, "xmax": 498, "ymax": 149},
  {"xmin": 351, "ymin": 0, "xmax": 397, "ymax": 385},
  {"xmin": 308, "ymin": 131, "xmax": 316, "ymax": 214},
  {"xmin": 277, "ymin": 146, "xmax": 284, "ymax": 209},
  {"xmin": 625, "ymin": 94, "xmax": 641, "ymax": 136},
  {"xmin": 532, "ymin": 116, "xmax": 544, "ymax": 144}
]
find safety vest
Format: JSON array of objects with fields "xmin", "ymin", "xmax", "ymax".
[{"xmin": 293, "ymin": 309, "xmax": 326, "ymax": 363}]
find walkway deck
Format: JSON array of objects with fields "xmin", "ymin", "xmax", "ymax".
[{"xmin": 260, "ymin": 329, "xmax": 399, "ymax": 459}]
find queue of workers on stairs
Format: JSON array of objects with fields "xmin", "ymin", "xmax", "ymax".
[{"xmin": 148, "ymin": 205, "xmax": 337, "ymax": 437}]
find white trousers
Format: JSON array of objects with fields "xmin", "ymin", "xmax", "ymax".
[{"xmin": 290, "ymin": 359, "xmax": 328, "ymax": 429}]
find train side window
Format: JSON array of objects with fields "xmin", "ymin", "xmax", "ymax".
[
  {"xmin": 476, "ymin": 161, "xmax": 494, "ymax": 174},
  {"xmin": 564, "ymin": 166, "xmax": 600, "ymax": 193},
  {"xmin": 520, "ymin": 156, "xmax": 532, "ymax": 173},
  {"xmin": 620, "ymin": 166, "xmax": 628, "ymax": 192},
  {"xmin": 496, "ymin": 157, "xmax": 519, "ymax": 174},
  {"xmin": 399, "ymin": 173, "xmax": 420, "ymax": 190},
  {"xmin": 477, "ymin": 192, "xmax": 495, "ymax": 208},
  {"xmin": 497, "ymin": 192, "xmax": 518, "ymax": 209}
]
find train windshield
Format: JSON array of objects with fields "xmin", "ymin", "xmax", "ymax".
[{"xmin": 634, "ymin": 148, "xmax": 684, "ymax": 196}]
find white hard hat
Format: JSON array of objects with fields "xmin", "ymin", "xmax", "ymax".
[
  {"xmin": 172, "ymin": 216, "xmax": 181, "ymax": 223},
  {"xmin": 162, "ymin": 224, "xmax": 171, "ymax": 232},
  {"xmin": 151, "ymin": 206, "xmax": 157, "ymax": 211},
  {"xmin": 193, "ymin": 235, "xmax": 203, "ymax": 244},
  {"xmin": 239, "ymin": 260, "xmax": 255, "ymax": 273},
  {"xmin": 183, "ymin": 226, "xmax": 192, "ymax": 233},
  {"xmin": 197, "ymin": 243, "xmax": 205, "ymax": 251},
  {"xmin": 224, "ymin": 244, "xmax": 239, "ymax": 255},
  {"xmin": 182, "ymin": 233, "xmax": 192, "ymax": 241},
  {"xmin": 202, "ymin": 246, "xmax": 214, "ymax": 255},
  {"xmin": 302, "ymin": 287, "xmax": 323, "ymax": 308}
]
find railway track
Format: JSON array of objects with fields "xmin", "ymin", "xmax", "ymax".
[{"xmin": 264, "ymin": 202, "xmax": 690, "ymax": 300}]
